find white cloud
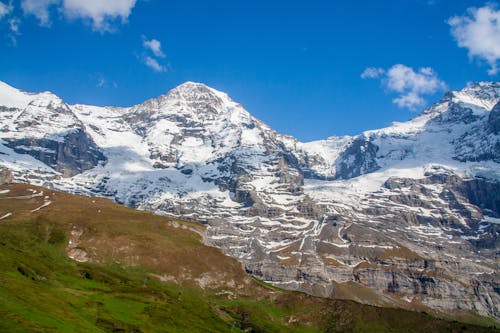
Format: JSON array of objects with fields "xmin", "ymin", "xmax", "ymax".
[
  {"xmin": 8, "ymin": 16, "xmax": 19, "ymax": 32},
  {"xmin": 61, "ymin": 0, "xmax": 137, "ymax": 31},
  {"xmin": 386, "ymin": 65, "xmax": 445, "ymax": 95},
  {"xmin": 7, "ymin": 16, "xmax": 20, "ymax": 45},
  {"xmin": 20, "ymin": 0, "xmax": 137, "ymax": 30},
  {"xmin": 448, "ymin": 5, "xmax": 500, "ymax": 75},
  {"xmin": 141, "ymin": 36, "xmax": 167, "ymax": 72},
  {"xmin": 96, "ymin": 77, "xmax": 105, "ymax": 88},
  {"xmin": 362, "ymin": 64, "xmax": 447, "ymax": 109},
  {"xmin": 361, "ymin": 67, "xmax": 385, "ymax": 79},
  {"xmin": 0, "ymin": 1, "xmax": 19, "ymax": 45},
  {"xmin": 0, "ymin": 1, "xmax": 13, "ymax": 19},
  {"xmin": 144, "ymin": 56, "xmax": 165, "ymax": 72},
  {"xmin": 393, "ymin": 92, "xmax": 425, "ymax": 109},
  {"xmin": 143, "ymin": 38, "xmax": 165, "ymax": 58},
  {"xmin": 21, "ymin": 0, "xmax": 59, "ymax": 26}
]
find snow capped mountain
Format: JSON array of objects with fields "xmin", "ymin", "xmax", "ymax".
[
  {"xmin": 0, "ymin": 81, "xmax": 105, "ymax": 177},
  {"xmin": 301, "ymin": 82, "xmax": 500, "ymax": 180},
  {"xmin": 0, "ymin": 80, "xmax": 499, "ymax": 319}
]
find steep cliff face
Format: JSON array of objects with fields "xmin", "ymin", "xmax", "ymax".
[
  {"xmin": 241, "ymin": 169, "xmax": 499, "ymax": 317},
  {"xmin": 0, "ymin": 82, "xmax": 106, "ymax": 177},
  {"xmin": 0, "ymin": 80, "xmax": 499, "ymax": 319},
  {"xmin": 4, "ymin": 129, "xmax": 105, "ymax": 177},
  {"xmin": 489, "ymin": 102, "xmax": 500, "ymax": 134},
  {"xmin": 334, "ymin": 136, "xmax": 380, "ymax": 179}
]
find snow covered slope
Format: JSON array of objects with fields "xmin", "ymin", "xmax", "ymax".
[
  {"xmin": 0, "ymin": 80, "xmax": 499, "ymax": 319},
  {"xmin": 0, "ymin": 82, "xmax": 105, "ymax": 177}
]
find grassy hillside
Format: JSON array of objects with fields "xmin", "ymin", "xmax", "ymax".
[{"xmin": 0, "ymin": 183, "xmax": 497, "ymax": 332}]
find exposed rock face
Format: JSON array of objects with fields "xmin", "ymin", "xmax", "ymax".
[
  {"xmin": 239, "ymin": 170, "xmax": 499, "ymax": 318},
  {"xmin": 5, "ymin": 129, "xmax": 106, "ymax": 177},
  {"xmin": 0, "ymin": 80, "xmax": 499, "ymax": 319},
  {"xmin": 0, "ymin": 82, "xmax": 106, "ymax": 177},
  {"xmin": 334, "ymin": 136, "xmax": 379, "ymax": 179},
  {"xmin": 0, "ymin": 166, "xmax": 12, "ymax": 184},
  {"xmin": 489, "ymin": 102, "xmax": 500, "ymax": 134}
]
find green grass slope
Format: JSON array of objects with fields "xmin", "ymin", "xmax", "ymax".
[{"xmin": 0, "ymin": 183, "xmax": 497, "ymax": 332}]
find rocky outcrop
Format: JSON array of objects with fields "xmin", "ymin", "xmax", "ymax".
[
  {"xmin": 0, "ymin": 166, "xmax": 12, "ymax": 184},
  {"xmin": 335, "ymin": 136, "xmax": 379, "ymax": 179},
  {"xmin": 5, "ymin": 128, "xmax": 106, "ymax": 177},
  {"xmin": 489, "ymin": 102, "xmax": 500, "ymax": 133}
]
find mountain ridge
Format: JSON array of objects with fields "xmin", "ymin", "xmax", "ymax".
[{"xmin": 0, "ymin": 79, "xmax": 499, "ymax": 319}]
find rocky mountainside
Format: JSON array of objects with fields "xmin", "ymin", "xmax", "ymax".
[
  {"xmin": 0, "ymin": 80, "xmax": 498, "ymax": 320},
  {"xmin": 2, "ymin": 183, "xmax": 496, "ymax": 332}
]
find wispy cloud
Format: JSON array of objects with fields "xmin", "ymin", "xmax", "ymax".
[
  {"xmin": 448, "ymin": 5, "xmax": 500, "ymax": 75},
  {"xmin": 90, "ymin": 73, "xmax": 117, "ymax": 89},
  {"xmin": 21, "ymin": 0, "xmax": 58, "ymax": 26},
  {"xmin": 7, "ymin": 16, "xmax": 20, "ymax": 45},
  {"xmin": 19, "ymin": 0, "xmax": 137, "ymax": 31},
  {"xmin": 360, "ymin": 67, "xmax": 385, "ymax": 79},
  {"xmin": 141, "ymin": 36, "xmax": 167, "ymax": 73},
  {"xmin": 0, "ymin": 1, "xmax": 20, "ymax": 45},
  {"xmin": 144, "ymin": 56, "xmax": 166, "ymax": 72},
  {"xmin": 143, "ymin": 37, "xmax": 165, "ymax": 58},
  {"xmin": 362, "ymin": 64, "xmax": 447, "ymax": 110},
  {"xmin": 0, "ymin": 1, "xmax": 13, "ymax": 19},
  {"xmin": 8, "ymin": 16, "xmax": 19, "ymax": 32},
  {"xmin": 96, "ymin": 77, "xmax": 105, "ymax": 88},
  {"xmin": 62, "ymin": 0, "xmax": 137, "ymax": 32}
]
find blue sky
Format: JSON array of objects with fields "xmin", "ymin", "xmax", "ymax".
[{"xmin": 0, "ymin": 0, "xmax": 499, "ymax": 141}]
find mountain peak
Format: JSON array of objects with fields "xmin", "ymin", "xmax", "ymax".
[
  {"xmin": 449, "ymin": 81, "xmax": 500, "ymax": 110},
  {"xmin": 169, "ymin": 81, "xmax": 217, "ymax": 96},
  {"xmin": 418, "ymin": 81, "xmax": 500, "ymax": 119},
  {"xmin": 0, "ymin": 81, "xmax": 29, "ymax": 109},
  {"xmin": 0, "ymin": 81, "xmax": 62, "ymax": 110},
  {"xmin": 175, "ymin": 81, "xmax": 211, "ymax": 90},
  {"xmin": 128, "ymin": 81, "xmax": 239, "ymax": 121},
  {"xmin": 166, "ymin": 81, "xmax": 227, "ymax": 104}
]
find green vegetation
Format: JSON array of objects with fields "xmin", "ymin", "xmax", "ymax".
[
  {"xmin": 0, "ymin": 184, "xmax": 497, "ymax": 332},
  {"xmin": 0, "ymin": 215, "xmax": 307, "ymax": 332}
]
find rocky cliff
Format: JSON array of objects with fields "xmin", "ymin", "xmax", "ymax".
[{"xmin": 0, "ymin": 80, "xmax": 498, "ymax": 319}]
